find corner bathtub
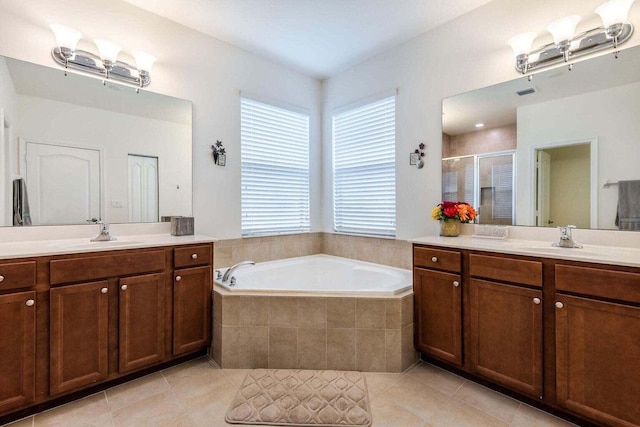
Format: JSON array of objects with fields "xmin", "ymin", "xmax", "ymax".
[
  {"xmin": 214, "ymin": 254, "xmax": 412, "ymax": 296},
  {"xmin": 212, "ymin": 255, "xmax": 417, "ymax": 372}
]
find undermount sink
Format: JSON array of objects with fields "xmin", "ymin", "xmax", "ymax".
[
  {"xmin": 514, "ymin": 246, "xmax": 603, "ymax": 257},
  {"xmin": 53, "ymin": 240, "xmax": 143, "ymax": 250}
]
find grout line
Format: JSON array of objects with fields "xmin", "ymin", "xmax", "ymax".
[{"xmin": 451, "ymin": 379, "xmax": 466, "ymax": 396}]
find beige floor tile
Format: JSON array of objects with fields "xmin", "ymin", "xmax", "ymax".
[
  {"xmin": 220, "ymin": 368, "xmax": 251, "ymax": 387},
  {"xmin": 406, "ymin": 362, "xmax": 466, "ymax": 396},
  {"xmin": 430, "ymin": 397, "xmax": 509, "ymax": 427},
  {"xmin": 34, "ymin": 392, "xmax": 112, "ymax": 427},
  {"xmin": 112, "ymin": 390, "xmax": 187, "ymax": 426},
  {"xmin": 452, "ymin": 380, "xmax": 520, "ymax": 424},
  {"xmin": 177, "ymin": 378, "xmax": 239, "ymax": 427},
  {"xmin": 370, "ymin": 397, "xmax": 431, "ymax": 427},
  {"xmin": 381, "ymin": 376, "xmax": 451, "ymax": 423},
  {"xmin": 171, "ymin": 369, "xmax": 234, "ymax": 402},
  {"xmin": 106, "ymin": 371, "xmax": 170, "ymax": 412},
  {"xmin": 511, "ymin": 404, "xmax": 578, "ymax": 427},
  {"xmin": 156, "ymin": 414, "xmax": 197, "ymax": 427},
  {"xmin": 4, "ymin": 417, "xmax": 33, "ymax": 427},
  {"xmin": 364, "ymin": 372, "xmax": 402, "ymax": 403},
  {"xmin": 162, "ymin": 357, "xmax": 220, "ymax": 387}
]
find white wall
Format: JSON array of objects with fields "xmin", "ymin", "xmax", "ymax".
[
  {"xmin": 0, "ymin": 0, "xmax": 321, "ymax": 239},
  {"xmin": 516, "ymin": 81, "xmax": 640, "ymax": 229},
  {"xmin": 0, "ymin": 56, "xmax": 17, "ymax": 226},
  {"xmin": 322, "ymin": 0, "xmax": 640, "ymax": 240},
  {"xmin": 15, "ymin": 95, "xmax": 192, "ymax": 223}
]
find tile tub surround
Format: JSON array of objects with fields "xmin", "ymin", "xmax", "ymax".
[
  {"xmin": 211, "ymin": 290, "xmax": 416, "ymax": 372},
  {"xmin": 322, "ymin": 233, "xmax": 412, "ymax": 270},
  {"xmin": 213, "ymin": 232, "xmax": 322, "ymax": 269},
  {"xmin": 214, "ymin": 232, "xmax": 411, "ymax": 270}
]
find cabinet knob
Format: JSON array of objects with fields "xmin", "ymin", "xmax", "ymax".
[
  {"xmin": 101, "ymin": 287, "xmax": 108, "ymax": 294},
  {"xmin": 121, "ymin": 285, "xmax": 128, "ymax": 291},
  {"xmin": 533, "ymin": 297, "xmax": 541, "ymax": 305},
  {"xmin": 555, "ymin": 301, "xmax": 564, "ymax": 309},
  {"xmin": 0, "ymin": 275, "xmax": 4, "ymax": 282},
  {"xmin": 191, "ymin": 253, "xmax": 198, "ymax": 259},
  {"xmin": 25, "ymin": 299, "xmax": 35, "ymax": 307},
  {"xmin": 431, "ymin": 257, "xmax": 438, "ymax": 262},
  {"xmin": 176, "ymin": 276, "xmax": 182, "ymax": 282},
  {"xmin": 453, "ymin": 281, "xmax": 460, "ymax": 287}
]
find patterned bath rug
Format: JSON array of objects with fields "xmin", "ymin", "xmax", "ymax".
[{"xmin": 225, "ymin": 369, "xmax": 372, "ymax": 426}]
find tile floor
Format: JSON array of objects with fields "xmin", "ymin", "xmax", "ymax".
[{"xmin": 5, "ymin": 357, "xmax": 576, "ymax": 427}]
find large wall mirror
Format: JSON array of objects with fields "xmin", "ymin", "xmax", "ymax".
[
  {"xmin": 0, "ymin": 56, "xmax": 192, "ymax": 227},
  {"xmin": 442, "ymin": 44, "xmax": 640, "ymax": 231}
]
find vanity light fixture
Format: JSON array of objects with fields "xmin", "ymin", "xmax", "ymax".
[
  {"xmin": 508, "ymin": 0, "xmax": 635, "ymax": 75},
  {"xmin": 50, "ymin": 24, "xmax": 156, "ymax": 90},
  {"xmin": 475, "ymin": 123, "xmax": 485, "ymax": 128}
]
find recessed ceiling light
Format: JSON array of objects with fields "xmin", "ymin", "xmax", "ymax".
[{"xmin": 475, "ymin": 123, "xmax": 485, "ymax": 128}]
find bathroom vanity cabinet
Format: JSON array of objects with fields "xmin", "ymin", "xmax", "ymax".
[
  {"xmin": 413, "ymin": 246, "xmax": 462, "ymax": 366},
  {"xmin": 0, "ymin": 242, "xmax": 213, "ymax": 423},
  {"xmin": 413, "ymin": 243, "xmax": 640, "ymax": 427}
]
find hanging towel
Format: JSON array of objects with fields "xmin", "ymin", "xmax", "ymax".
[
  {"xmin": 615, "ymin": 180, "xmax": 640, "ymax": 231},
  {"xmin": 12, "ymin": 178, "xmax": 32, "ymax": 226}
]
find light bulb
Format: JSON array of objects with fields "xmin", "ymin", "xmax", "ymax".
[
  {"xmin": 546, "ymin": 15, "xmax": 581, "ymax": 45},
  {"xmin": 508, "ymin": 32, "xmax": 537, "ymax": 56},
  {"xmin": 50, "ymin": 24, "xmax": 83, "ymax": 51},
  {"xmin": 596, "ymin": 0, "xmax": 635, "ymax": 28},
  {"xmin": 93, "ymin": 39, "xmax": 122, "ymax": 64},
  {"xmin": 132, "ymin": 51, "xmax": 157, "ymax": 72}
]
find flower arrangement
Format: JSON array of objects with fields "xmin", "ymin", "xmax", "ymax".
[{"xmin": 431, "ymin": 201, "xmax": 477, "ymax": 223}]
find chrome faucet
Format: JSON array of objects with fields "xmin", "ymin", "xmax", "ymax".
[
  {"xmin": 552, "ymin": 225, "xmax": 582, "ymax": 248},
  {"xmin": 90, "ymin": 221, "xmax": 116, "ymax": 242},
  {"xmin": 222, "ymin": 260, "xmax": 255, "ymax": 282}
]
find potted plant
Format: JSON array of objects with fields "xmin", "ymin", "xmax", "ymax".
[{"xmin": 431, "ymin": 201, "xmax": 477, "ymax": 237}]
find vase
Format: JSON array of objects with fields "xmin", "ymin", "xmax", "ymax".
[{"xmin": 440, "ymin": 220, "xmax": 460, "ymax": 237}]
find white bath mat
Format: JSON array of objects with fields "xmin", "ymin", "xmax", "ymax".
[{"xmin": 225, "ymin": 369, "xmax": 372, "ymax": 426}]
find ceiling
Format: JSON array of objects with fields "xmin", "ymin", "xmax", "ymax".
[{"xmin": 122, "ymin": 0, "xmax": 494, "ymax": 80}]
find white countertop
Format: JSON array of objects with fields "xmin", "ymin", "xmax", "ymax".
[
  {"xmin": 410, "ymin": 235, "xmax": 640, "ymax": 268},
  {"xmin": 0, "ymin": 234, "xmax": 216, "ymax": 259}
]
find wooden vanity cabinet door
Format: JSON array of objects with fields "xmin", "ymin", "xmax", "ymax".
[
  {"xmin": 118, "ymin": 273, "xmax": 166, "ymax": 373},
  {"xmin": 50, "ymin": 281, "xmax": 109, "ymax": 395},
  {"xmin": 414, "ymin": 268, "xmax": 463, "ymax": 366},
  {"xmin": 556, "ymin": 294, "xmax": 640, "ymax": 426},
  {"xmin": 173, "ymin": 266, "xmax": 212, "ymax": 355},
  {"xmin": 469, "ymin": 279, "xmax": 543, "ymax": 398},
  {"xmin": 0, "ymin": 291, "xmax": 36, "ymax": 413}
]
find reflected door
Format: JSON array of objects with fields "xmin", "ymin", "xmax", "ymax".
[
  {"xmin": 128, "ymin": 155, "xmax": 158, "ymax": 222},
  {"xmin": 25, "ymin": 142, "xmax": 101, "ymax": 225}
]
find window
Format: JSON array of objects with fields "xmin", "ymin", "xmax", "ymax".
[
  {"xmin": 332, "ymin": 96, "xmax": 396, "ymax": 237},
  {"xmin": 241, "ymin": 97, "xmax": 310, "ymax": 236}
]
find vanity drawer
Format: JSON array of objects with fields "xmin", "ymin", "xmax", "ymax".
[
  {"xmin": 174, "ymin": 245, "xmax": 212, "ymax": 268},
  {"xmin": 50, "ymin": 250, "xmax": 166, "ymax": 285},
  {"xmin": 414, "ymin": 246, "xmax": 461, "ymax": 273},
  {"xmin": 556, "ymin": 264, "xmax": 640, "ymax": 304},
  {"xmin": 469, "ymin": 254, "xmax": 542, "ymax": 287},
  {"xmin": 0, "ymin": 261, "xmax": 36, "ymax": 291}
]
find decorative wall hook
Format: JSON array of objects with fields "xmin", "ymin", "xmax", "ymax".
[
  {"xmin": 212, "ymin": 140, "xmax": 227, "ymax": 166},
  {"xmin": 410, "ymin": 143, "xmax": 426, "ymax": 169}
]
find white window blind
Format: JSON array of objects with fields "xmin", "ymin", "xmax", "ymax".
[
  {"xmin": 332, "ymin": 96, "xmax": 396, "ymax": 237},
  {"xmin": 241, "ymin": 97, "xmax": 310, "ymax": 236}
]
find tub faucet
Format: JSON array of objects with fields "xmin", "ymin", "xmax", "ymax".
[
  {"xmin": 552, "ymin": 225, "xmax": 582, "ymax": 248},
  {"xmin": 222, "ymin": 260, "xmax": 255, "ymax": 282},
  {"xmin": 90, "ymin": 221, "xmax": 116, "ymax": 242}
]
